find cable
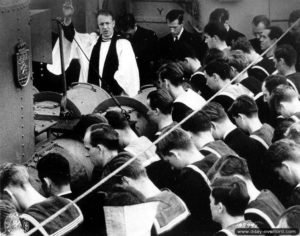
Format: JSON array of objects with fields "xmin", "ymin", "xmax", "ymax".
[{"xmin": 25, "ymin": 17, "xmax": 300, "ymax": 236}]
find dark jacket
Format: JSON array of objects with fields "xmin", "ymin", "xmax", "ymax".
[{"xmin": 129, "ymin": 26, "xmax": 158, "ymax": 86}]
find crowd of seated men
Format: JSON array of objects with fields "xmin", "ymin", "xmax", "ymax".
[{"xmin": 2, "ymin": 6, "xmax": 300, "ymax": 236}]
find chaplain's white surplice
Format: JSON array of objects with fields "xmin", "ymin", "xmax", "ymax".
[{"xmin": 47, "ymin": 31, "xmax": 140, "ymax": 97}]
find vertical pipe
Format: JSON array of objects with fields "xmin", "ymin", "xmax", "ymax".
[{"xmin": 57, "ymin": 21, "xmax": 68, "ymax": 115}]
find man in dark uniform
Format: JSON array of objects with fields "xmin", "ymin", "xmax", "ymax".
[
  {"xmin": 157, "ymin": 127, "xmax": 219, "ymax": 235},
  {"xmin": 249, "ymin": 15, "xmax": 270, "ymax": 54},
  {"xmin": 158, "ymin": 9, "xmax": 206, "ymax": 63},
  {"xmin": 118, "ymin": 13, "xmax": 158, "ymax": 86},
  {"xmin": 208, "ymin": 155, "xmax": 285, "ymax": 229},
  {"xmin": 202, "ymin": 102, "xmax": 268, "ymax": 190},
  {"xmin": 209, "ymin": 8, "xmax": 245, "ymax": 47},
  {"xmin": 266, "ymin": 139, "xmax": 300, "ymax": 207}
]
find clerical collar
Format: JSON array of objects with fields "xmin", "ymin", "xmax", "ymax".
[
  {"xmin": 102, "ymin": 37, "xmax": 112, "ymax": 42},
  {"xmin": 102, "ymin": 33, "xmax": 114, "ymax": 42}
]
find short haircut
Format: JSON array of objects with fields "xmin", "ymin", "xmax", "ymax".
[
  {"xmin": 0, "ymin": 163, "xmax": 29, "ymax": 192},
  {"xmin": 156, "ymin": 127, "xmax": 193, "ymax": 157},
  {"xmin": 204, "ymin": 60, "xmax": 231, "ymax": 81},
  {"xmin": 265, "ymin": 139, "xmax": 300, "ymax": 169},
  {"xmin": 202, "ymin": 102, "xmax": 228, "ymax": 123},
  {"xmin": 274, "ymin": 44, "xmax": 297, "ymax": 67},
  {"xmin": 100, "ymin": 152, "xmax": 147, "ymax": 190},
  {"xmin": 209, "ymin": 8, "xmax": 229, "ymax": 24},
  {"xmin": 181, "ymin": 110, "xmax": 212, "ymax": 134},
  {"xmin": 105, "ymin": 110, "xmax": 130, "ymax": 130},
  {"xmin": 117, "ymin": 13, "xmax": 136, "ymax": 32},
  {"xmin": 204, "ymin": 22, "xmax": 228, "ymax": 42},
  {"xmin": 264, "ymin": 74, "xmax": 288, "ymax": 94},
  {"xmin": 210, "ymin": 155, "xmax": 252, "ymax": 180},
  {"xmin": 37, "ymin": 152, "xmax": 71, "ymax": 186},
  {"xmin": 104, "ymin": 185, "xmax": 145, "ymax": 206},
  {"xmin": 227, "ymin": 50, "xmax": 249, "ymax": 72},
  {"xmin": 166, "ymin": 9, "xmax": 184, "ymax": 24},
  {"xmin": 286, "ymin": 121, "xmax": 300, "ymax": 144},
  {"xmin": 211, "ymin": 176, "xmax": 250, "ymax": 216},
  {"xmin": 252, "ymin": 15, "xmax": 270, "ymax": 27},
  {"xmin": 269, "ymin": 84, "xmax": 298, "ymax": 112},
  {"xmin": 228, "ymin": 95, "xmax": 258, "ymax": 118},
  {"xmin": 266, "ymin": 26, "xmax": 283, "ymax": 40},
  {"xmin": 72, "ymin": 113, "xmax": 108, "ymax": 141},
  {"xmin": 203, "ymin": 48, "xmax": 225, "ymax": 66},
  {"xmin": 231, "ymin": 37, "xmax": 253, "ymax": 54},
  {"xmin": 89, "ymin": 124, "xmax": 119, "ymax": 150},
  {"xmin": 158, "ymin": 62, "xmax": 185, "ymax": 87},
  {"xmin": 97, "ymin": 9, "xmax": 114, "ymax": 20},
  {"xmin": 280, "ymin": 205, "xmax": 300, "ymax": 229},
  {"xmin": 289, "ymin": 9, "xmax": 300, "ymax": 24},
  {"xmin": 147, "ymin": 89, "xmax": 173, "ymax": 115},
  {"xmin": 272, "ymin": 119, "xmax": 294, "ymax": 143}
]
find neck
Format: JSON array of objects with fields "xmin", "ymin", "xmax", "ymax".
[
  {"xmin": 135, "ymin": 177, "xmax": 161, "ymax": 199},
  {"xmin": 193, "ymin": 132, "xmax": 215, "ymax": 150},
  {"xmin": 54, "ymin": 185, "xmax": 71, "ymax": 196},
  {"xmin": 221, "ymin": 215, "xmax": 245, "ymax": 229},
  {"xmin": 246, "ymin": 117, "xmax": 262, "ymax": 134},
  {"xmin": 184, "ymin": 148, "xmax": 204, "ymax": 165},
  {"xmin": 157, "ymin": 115, "xmax": 173, "ymax": 130},
  {"xmin": 249, "ymin": 51, "xmax": 262, "ymax": 64},
  {"xmin": 220, "ymin": 120, "xmax": 236, "ymax": 140},
  {"xmin": 283, "ymin": 66, "xmax": 296, "ymax": 76},
  {"xmin": 191, "ymin": 60, "xmax": 201, "ymax": 73},
  {"xmin": 22, "ymin": 184, "xmax": 46, "ymax": 209},
  {"xmin": 218, "ymin": 79, "xmax": 231, "ymax": 90},
  {"xmin": 124, "ymin": 128, "xmax": 139, "ymax": 146},
  {"xmin": 235, "ymin": 72, "xmax": 249, "ymax": 83},
  {"xmin": 266, "ymin": 48, "xmax": 274, "ymax": 58},
  {"xmin": 245, "ymin": 180, "xmax": 260, "ymax": 202},
  {"xmin": 172, "ymin": 86, "xmax": 186, "ymax": 99},
  {"xmin": 217, "ymin": 42, "xmax": 228, "ymax": 51},
  {"xmin": 292, "ymin": 101, "xmax": 300, "ymax": 115}
]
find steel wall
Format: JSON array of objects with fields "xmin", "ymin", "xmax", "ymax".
[{"xmin": 0, "ymin": 0, "xmax": 34, "ymax": 163}]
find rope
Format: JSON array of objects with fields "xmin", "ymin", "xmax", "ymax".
[{"xmin": 25, "ymin": 17, "xmax": 300, "ymax": 236}]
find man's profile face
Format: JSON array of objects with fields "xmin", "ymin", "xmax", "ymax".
[
  {"xmin": 83, "ymin": 131, "xmax": 103, "ymax": 167},
  {"xmin": 260, "ymin": 29, "xmax": 272, "ymax": 51},
  {"xmin": 204, "ymin": 34, "xmax": 216, "ymax": 49},
  {"xmin": 167, "ymin": 19, "xmax": 183, "ymax": 38},
  {"xmin": 252, "ymin": 22, "xmax": 267, "ymax": 39},
  {"xmin": 98, "ymin": 14, "xmax": 115, "ymax": 39}
]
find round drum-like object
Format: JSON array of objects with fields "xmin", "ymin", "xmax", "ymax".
[
  {"xmin": 27, "ymin": 138, "xmax": 94, "ymax": 195},
  {"xmin": 67, "ymin": 82, "xmax": 110, "ymax": 115},
  {"xmin": 93, "ymin": 96, "xmax": 155, "ymax": 138},
  {"xmin": 34, "ymin": 91, "xmax": 81, "ymax": 141},
  {"xmin": 134, "ymin": 85, "xmax": 156, "ymax": 107}
]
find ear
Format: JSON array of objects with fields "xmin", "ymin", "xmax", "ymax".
[
  {"xmin": 169, "ymin": 150, "xmax": 180, "ymax": 160},
  {"xmin": 217, "ymin": 202, "xmax": 224, "ymax": 213},
  {"xmin": 237, "ymin": 113, "xmax": 245, "ymax": 120},
  {"xmin": 210, "ymin": 121, "xmax": 217, "ymax": 130},
  {"xmin": 278, "ymin": 102, "xmax": 285, "ymax": 115},
  {"xmin": 43, "ymin": 177, "xmax": 52, "ymax": 189},
  {"xmin": 122, "ymin": 176, "xmax": 131, "ymax": 185},
  {"xmin": 282, "ymin": 161, "xmax": 292, "ymax": 174},
  {"xmin": 212, "ymin": 73, "xmax": 220, "ymax": 81},
  {"xmin": 279, "ymin": 58, "xmax": 285, "ymax": 65},
  {"xmin": 155, "ymin": 107, "xmax": 160, "ymax": 115}
]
